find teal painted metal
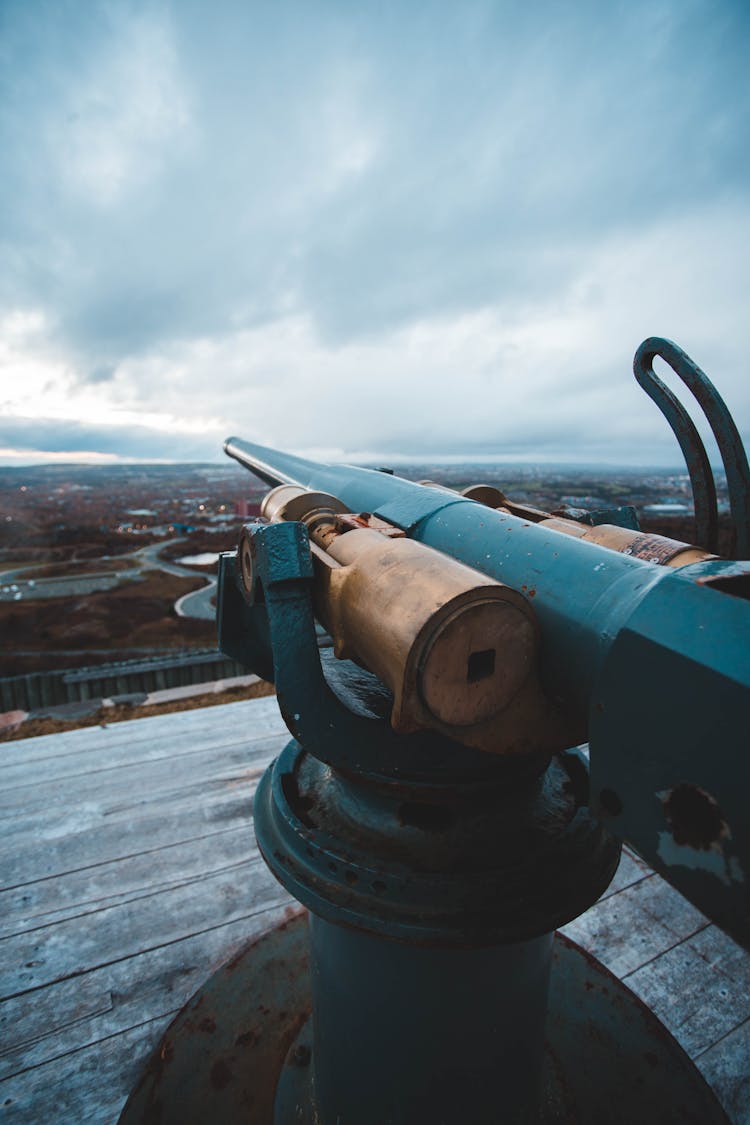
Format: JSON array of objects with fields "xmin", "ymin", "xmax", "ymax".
[
  {"xmin": 633, "ymin": 339, "xmax": 719, "ymax": 551},
  {"xmin": 254, "ymin": 739, "xmax": 618, "ymax": 945},
  {"xmin": 634, "ymin": 337, "xmax": 750, "ymax": 556},
  {"xmin": 223, "ymin": 438, "xmax": 750, "ymax": 949},
  {"xmin": 307, "ymin": 916, "xmax": 553, "ymax": 1123},
  {"xmin": 589, "ymin": 563, "xmax": 750, "ymax": 943},
  {"xmin": 118, "ymin": 913, "xmax": 729, "ymax": 1125},
  {"xmin": 217, "ymin": 518, "xmax": 621, "ymax": 1122}
]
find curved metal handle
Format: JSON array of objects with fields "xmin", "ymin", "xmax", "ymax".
[{"xmin": 634, "ymin": 337, "xmax": 750, "ymax": 558}]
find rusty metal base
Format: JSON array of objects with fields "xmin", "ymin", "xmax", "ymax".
[{"xmin": 119, "ymin": 911, "xmax": 728, "ymax": 1125}]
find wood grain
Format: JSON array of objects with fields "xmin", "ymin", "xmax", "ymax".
[{"xmin": 1, "ymin": 698, "xmax": 748, "ymax": 1123}]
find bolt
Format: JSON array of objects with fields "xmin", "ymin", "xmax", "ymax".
[{"xmin": 292, "ymin": 1043, "xmax": 311, "ymax": 1067}]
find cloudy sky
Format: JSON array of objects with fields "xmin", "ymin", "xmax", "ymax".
[{"xmin": 1, "ymin": 0, "xmax": 749, "ymax": 467}]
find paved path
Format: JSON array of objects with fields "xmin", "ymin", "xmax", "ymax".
[
  {"xmin": 134, "ymin": 540, "xmax": 217, "ymax": 620},
  {"xmin": 174, "ymin": 578, "xmax": 217, "ymax": 620},
  {"xmin": 131, "ymin": 540, "xmax": 193, "ymax": 577},
  {"xmin": 0, "ymin": 539, "xmax": 216, "ymax": 621}
]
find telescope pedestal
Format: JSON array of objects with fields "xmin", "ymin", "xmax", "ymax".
[
  {"xmin": 119, "ymin": 909, "xmax": 728, "ymax": 1124},
  {"xmin": 119, "ymin": 526, "xmax": 732, "ymax": 1122}
]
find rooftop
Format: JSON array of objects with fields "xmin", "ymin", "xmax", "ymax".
[{"xmin": 1, "ymin": 698, "xmax": 748, "ymax": 1122}]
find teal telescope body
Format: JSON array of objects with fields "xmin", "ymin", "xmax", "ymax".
[{"xmin": 225, "ymin": 435, "xmax": 750, "ymax": 949}]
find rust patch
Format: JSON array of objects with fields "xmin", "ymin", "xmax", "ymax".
[
  {"xmin": 235, "ymin": 1028, "xmax": 260, "ymax": 1048},
  {"xmin": 621, "ymin": 533, "xmax": 685, "ymax": 564},
  {"xmin": 225, "ymin": 951, "xmax": 244, "ymax": 973},
  {"xmin": 281, "ymin": 1009, "xmax": 311, "ymax": 1056},
  {"xmin": 662, "ymin": 783, "xmax": 727, "ymax": 850},
  {"xmin": 198, "ymin": 1016, "xmax": 216, "ymax": 1034},
  {"xmin": 696, "ymin": 572, "xmax": 750, "ymax": 600},
  {"xmin": 223, "ymin": 907, "xmax": 305, "ymax": 973},
  {"xmin": 210, "ymin": 1058, "xmax": 234, "ymax": 1091}
]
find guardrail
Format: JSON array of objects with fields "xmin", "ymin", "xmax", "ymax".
[{"xmin": 0, "ymin": 649, "xmax": 252, "ymax": 713}]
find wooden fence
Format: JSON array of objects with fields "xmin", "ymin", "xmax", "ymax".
[{"xmin": 0, "ymin": 650, "xmax": 251, "ymax": 713}]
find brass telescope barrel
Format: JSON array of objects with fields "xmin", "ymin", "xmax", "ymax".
[{"xmin": 240, "ymin": 482, "xmax": 553, "ymax": 755}]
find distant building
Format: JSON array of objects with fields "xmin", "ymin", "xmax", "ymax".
[{"xmin": 235, "ymin": 499, "xmax": 261, "ymax": 519}]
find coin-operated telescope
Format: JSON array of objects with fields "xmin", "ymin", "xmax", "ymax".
[{"xmin": 121, "ymin": 339, "xmax": 749, "ymax": 1124}]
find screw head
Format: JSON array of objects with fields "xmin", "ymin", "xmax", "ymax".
[{"xmin": 291, "ymin": 1043, "xmax": 311, "ymax": 1067}]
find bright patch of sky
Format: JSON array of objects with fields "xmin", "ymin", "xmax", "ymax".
[{"xmin": 1, "ymin": 0, "xmax": 748, "ymax": 466}]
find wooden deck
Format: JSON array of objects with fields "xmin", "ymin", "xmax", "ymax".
[{"xmin": 1, "ymin": 697, "xmax": 748, "ymax": 1123}]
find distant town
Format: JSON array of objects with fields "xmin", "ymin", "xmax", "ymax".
[{"xmin": 0, "ymin": 459, "xmax": 730, "ymax": 683}]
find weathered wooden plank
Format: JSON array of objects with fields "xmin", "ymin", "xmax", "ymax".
[
  {"xmin": 0, "ymin": 858, "xmax": 284, "ymax": 997},
  {"xmin": 695, "ymin": 1018, "xmax": 750, "ymax": 1125},
  {"xmin": 624, "ymin": 923, "xmax": 750, "ymax": 1059},
  {"xmin": 0, "ymin": 695, "xmax": 284, "ymax": 768},
  {"xmin": 0, "ymin": 972, "xmax": 112, "ymax": 1067},
  {"xmin": 0, "ymin": 719, "xmax": 284, "ymax": 797},
  {"xmin": 0, "ymin": 698, "xmax": 272, "ymax": 768},
  {"xmin": 0, "ymin": 782, "xmax": 261, "ymax": 890},
  {"xmin": 0, "ymin": 754, "xmax": 279, "ymax": 853},
  {"xmin": 0, "ymin": 1013, "xmax": 173, "ymax": 1125},
  {"xmin": 689, "ymin": 924, "xmax": 750, "ymax": 982},
  {"xmin": 0, "ymin": 825, "xmax": 255, "ymax": 937},
  {"xmin": 598, "ymin": 846, "xmax": 651, "ymax": 901},
  {"xmin": 0, "ymin": 902, "xmax": 295, "ymax": 1085},
  {"xmin": 0, "ymin": 730, "xmax": 281, "ymax": 833},
  {"xmin": 0, "ymin": 732, "xmax": 256, "ymax": 798},
  {"xmin": 1, "ymin": 698, "xmax": 748, "ymax": 1123},
  {"xmin": 0, "ymin": 765, "xmax": 268, "ymax": 878},
  {"xmin": 0, "ymin": 741, "xmax": 278, "ymax": 847},
  {"xmin": 560, "ymin": 871, "xmax": 709, "ymax": 978}
]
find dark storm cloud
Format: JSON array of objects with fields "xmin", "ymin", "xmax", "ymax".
[
  {"xmin": 0, "ymin": 411, "xmax": 681, "ymax": 470},
  {"xmin": 83, "ymin": 364, "xmax": 118, "ymax": 385},
  {"xmin": 1, "ymin": 0, "xmax": 749, "ymax": 463},
  {"xmin": 3, "ymin": 1, "xmax": 748, "ymax": 351},
  {"xmin": 0, "ymin": 416, "xmax": 219, "ymax": 463},
  {"xmin": 296, "ymin": 2, "xmax": 750, "ymax": 341}
]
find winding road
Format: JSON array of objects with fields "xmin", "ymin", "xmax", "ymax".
[
  {"xmin": 0, "ymin": 538, "xmax": 218, "ymax": 621},
  {"xmin": 173, "ymin": 580, "xmax": 217, "ymax": 621}
]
